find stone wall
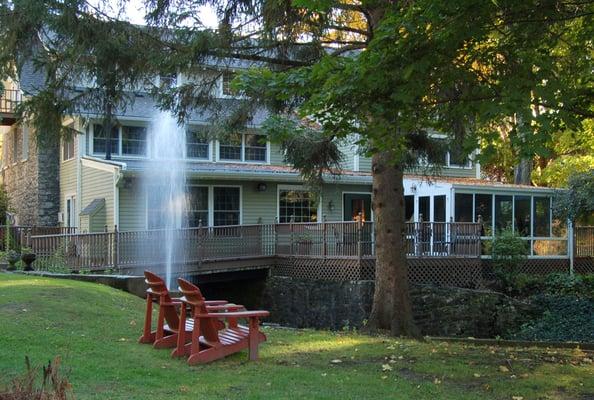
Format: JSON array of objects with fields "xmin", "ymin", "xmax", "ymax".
[
  {"xmin": 1, "ymin": 126, "xmax": 39, "ymax": 225},
  {"xmin": 1, "ymin": 126, "xmax": 59, "ymax": 226},
  {"xmin": 263, "ymin": 276, "xmax": 535, "ymax": 338}
]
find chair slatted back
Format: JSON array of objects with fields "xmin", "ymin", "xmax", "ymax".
[
  {"xmin": 177, "ymin": 278, "xmax": 220, "ymax": 342},
  {"xmin": 144, "ymin": 271, "xmax": 180, "ymax": 330}
]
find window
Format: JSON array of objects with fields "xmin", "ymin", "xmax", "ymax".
[
  {"xmin": 213, "ymin": 187, "xmax": 240, "ymax": 226},
  {"xmin": 533, "ymin": 197, "xmax": 550, "ymax": 237},
  {"xmin": 186, "ymin": 129, "xmax": 209, "ymax": 159},
  {"xmin": 455, "ymin": 193, "xmax": 473, "ymax": 222},
  {"xmin": 494, "ymin": 195, "xmax": 513, "ymax": 232},
  {"xmin": 514, "ymin": 195, "xmax": 531, "ymax": 237},
  {"xmin": 221, "ymin": 71, "xmax": 237, "ymax": 96},
  {"xmin": 219, "ymin": 135, "xmax": 242, "ymax": 161},
  {"xmin": 92, "ymin": 124, "xmax": 119, "ymax": 155},
  {"xmin": 218, "ymin": 132, "xmax": 268, "ymax": 163},
  {"xmin": 448, "ymin": 144, "xmax": 470, "ymax": 167},
  {"xmin": 244, "ymin": 134, "xmax": 267, "ymax": 162},
  {"xmin": 279, "ymin": 190, "xmax": 318, "ymax": 223},
  {"xmin": 65, "ymin": 195, "xmax": 76, "ymax": 227},
  {"xmin": 475, "ymin": 194, "xmax": 493, "ymax": 236},
  {"xmin": 186, "ymin": 186, "xmax": 208, "ymax": 227},
  {"xmin": 62, "ymin": 137, "xmax": 75, "ymax": 161},
  {"xmin": 121, "ymin": 126, "xmax": 147, "ymax": 156}
]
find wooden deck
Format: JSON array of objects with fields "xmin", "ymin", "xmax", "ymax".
[
  {"xmin": 0, "ymin": 89, "xmax": 21, "ymax": 125},
  {"xmin": 25, "ymin": 222, "xmax": 482, "ymax": 275}
]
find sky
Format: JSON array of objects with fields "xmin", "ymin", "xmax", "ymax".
[{"xmin": 90, "ymin": 0, "xmax": 219, "ymax": 28}]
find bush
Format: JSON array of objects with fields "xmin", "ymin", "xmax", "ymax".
[
  {"xmin": 491, "ymin": 229, "xmax": 529, "ymax": 293},
  {"xmin": 0, "ymin": 356, "xmax": 72, "ymax": 400}
]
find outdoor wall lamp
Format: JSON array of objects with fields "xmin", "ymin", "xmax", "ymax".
[
  {"xmin": 328, "ymin": 200, "xmax": 335, "ymax": 212},
  {"xmin": 257, "ymin": 182, "xmax": 267, "ymax": 192}
]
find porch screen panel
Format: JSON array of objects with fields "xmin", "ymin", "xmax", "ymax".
[
  {"xmin": 514, "ymin": 196, "xmax": 531, "ymax": 237},
  {"xmin": 475, "ymin": 194, "xmax": 492, "ymax": 236},
  {"xmin": 433, "ymin": 195, "xmax": 446, "ymax": 222},
  {"xmin": 187, "ymin": 186, "xmax": 208, "ymax": 227},
  {"xmin": 93, "ymin": 124, "xmax": 119, "ymax": 155},
  {"xmin": 405, "ymin": 195, "xmax": 414, "ymax": 222},
  {"xmin": 454, "ymin": 193, "xmax": 473, "ymax": 222},
  {"xmin": 279, "ymin": 190, "xmax": 318, "ymax": 223},
  {"xmin": 418, "ymin": 196, "xmax": 430, "ymax": 221},
  {"xmin": 213, "ymin": 187, "xmax": 240, "ymax": 226},
  {"xmin": 494, "ymin": 195, "xmax": 513, "ymax": 232},
  {"xmin": 533, "ymin": 197, "xmax": 550, "ymax": 236},
  {"xmin": 122, "ymin": 126, "xmax": 147, "ymax": 156}
]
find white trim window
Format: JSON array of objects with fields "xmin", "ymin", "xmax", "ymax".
[
  {"xmin": 278, "ymin": 189, "xmax": 319, "ymax": 223},
  {"xmin": 213, "ymin": 187, "xmax": 241, "ymax": 226},
  {"xmin": 65, "ymin": 194, "xmax": 76, "ymax": 228},
  {"xmin": 62, "ymin": 137, "xmax": 75, "ymax": 161},
  {"xmin": 186, "ymin": 129, "xmax": 210, "ymax": 160},
  {"xmin": 186, "ymin": 186, "xmax": 209, "ymax": 227},
  {"xmin": 217, "ymin": 132, "xmax": 268, "ymax": 163},
  {"xmin": 221, "ymin": 71, "xmax": 237, "ymax": 97},
  {"xmin": 425, "ymin": 137, "xmax": 472, "ymax": 168},
  {"xmin": 92, "ymin": 123, "xmax": 147, "ymax": 157}
]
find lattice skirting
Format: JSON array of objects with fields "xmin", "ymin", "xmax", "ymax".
[
  {"xmin": 273, "ymin": 256, "xmax": 483, "ymax": 287},
  {"xmin": 273, "ymin": 257, "xmax": 586, "ymax": 287}
]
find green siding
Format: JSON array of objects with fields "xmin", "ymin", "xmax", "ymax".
[
  {"xmin": 81, "ymin": 165, "xmax": 115, "ymax": 232},
  {"xmin": 116, "ymin": 178, "xmax": 372, "ymax": 230},
  {"xmin": 359, "ymin": 156, "xmax": 372, "ymax": 172},
  {"xmin": 269, "ymin": 142, "xmax": 285, "ymax": 166}
]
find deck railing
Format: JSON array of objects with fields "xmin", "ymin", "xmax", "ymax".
[
  {"xmin": 0, "ymin": 226, "xmax": 78, "ymax": 252},
  {"xmin": 0, "ymin": 89, "xmax": 21, "ymax": 114},
  {"xmin": 26, "ymin": 221, "xmax": 481, "ymax": 272}
]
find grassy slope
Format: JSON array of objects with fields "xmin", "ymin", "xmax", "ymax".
[{"xmin": 0, "ymin": 273, "xmax": 592, "ymax": 400}]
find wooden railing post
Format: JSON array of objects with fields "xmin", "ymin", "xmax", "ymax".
[
  {"xmin": 322, "ymin": 215, "xmax": 327, "ymax": 259},
  {"xmin": 113, "ymin": 225, "xmax": 119, "ymax": 271},
  {"xmin": 357, "ymin": 212, "xmax": 363, "ymax": 261}
]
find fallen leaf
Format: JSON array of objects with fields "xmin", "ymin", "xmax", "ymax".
[
  {"xmin": 499, "ymin": 366, "xmax": 510, "ymax": 373},
  {"xmin": 330, "ymin": 359, "xmax": 342, "ymax": 364},
  {"xmin": 473, "ymin": 373, "xmax": 481, "ymax": 378},
  {"xmin": 382, "ymin": 364, "xmax": 393, "ymax": 372},
  {"xmin": 511, "ymin": 396, "xmax": 523, "ymax": 400}
]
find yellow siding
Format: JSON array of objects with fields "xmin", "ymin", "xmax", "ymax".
[
  {"xmin": 81, "ymin": 165, "xmax": 115, "ymax": 231},
  {"xmin": 119, "ymin": 183, "xmax": 146, "ymax": 231}
]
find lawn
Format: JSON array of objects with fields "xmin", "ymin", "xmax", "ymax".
[{"xmin": 0, "ymin": 273, "xmax": 593, "ymax": 400}]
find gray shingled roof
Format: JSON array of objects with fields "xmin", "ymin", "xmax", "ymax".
[{"xmin": 80, "ymin": 198, "xmax": 105, "ymax": 216}]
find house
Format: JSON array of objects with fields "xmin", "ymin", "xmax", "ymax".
[{"xmin": 0, "ymin": 61, "xmax": 569, "ymax": 262}]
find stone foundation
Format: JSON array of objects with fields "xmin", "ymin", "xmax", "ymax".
[{"xmin": 262, "ymin": 276, "xmax": 535, "ymax": 338}]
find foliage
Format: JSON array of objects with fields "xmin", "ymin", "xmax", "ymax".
[
  {"xmin": 510, "ymin": 294, "xmax": 594, "ymax": 342},
  {"xmin": 0, "ymin": 357, "xmax": 72, "ymax": 400},
  {"xmin": 492, "ymin": 272, "xmax": 594, "ymax": 298},
  {"xmin": 0, "ymin": 186, "xmax": 8, "ymax": 225},
  {"xmin": 553, "ymin": 169, "xmax": 594, "ymax": 223},
  {"xmin": 491, "ymin": 229, "xmax": 528, "ymax": 271},
  {"xmin": 32, "ymin": 246, "xmax": 70, "ymax": 273},
  {"xmin": 1, "ymin": 274, "xmax": 594, "ymax": 400}
]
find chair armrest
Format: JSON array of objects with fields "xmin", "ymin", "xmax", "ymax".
[
  {"xmin": 205, "ymin": 300, "xmax": 228, "ymax": 306},
  {"xmin": 160, "ymin": 300, "xmax": 182, "ymax": 306},
  {"xmin": 196, "ymin": 310, "xmax": 270, "ymax": 319},
  {"xmin": 206, "ymin": 304, "xmax": 245, "ymax": 311}
]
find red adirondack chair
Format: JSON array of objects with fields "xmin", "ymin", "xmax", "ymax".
[
  {"xmin": 138, "ymin": 271, "xmax": 240, "ymax": 349},
  {"xmin": 174, "ymin": 278, "xmax": 270, "ymax": 364}
]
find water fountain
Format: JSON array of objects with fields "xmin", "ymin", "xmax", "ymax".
[{"xmin": 144, "ymin": 110, "xmax": 188, "ymax": 288}]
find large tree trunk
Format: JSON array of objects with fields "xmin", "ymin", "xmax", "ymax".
[
  {"xmin": 367, "ymin": 150, "xmax": 418, "ymax": 337},
  {"xmin": 514, "ymin": 158, "xmax": 532, "ymax": 185}
]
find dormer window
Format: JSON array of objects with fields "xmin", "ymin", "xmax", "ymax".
[
  {"xmin": 186, "ymin": 129, "xmax": 210, "ymax": 159},
  {"xmin": 92, "ymin": 123, "xmax": 147, "ymax": 157}
]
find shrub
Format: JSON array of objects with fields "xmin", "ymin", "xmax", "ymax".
[
  {"xmin": 0, "ymin": 356, "xmax": 72, "ymax": 400},
  {"xmin": 510, "ymin": 294, "xmax": 594, "ymax": 342},
  {"xmin": 491, "ymin": 229, "xmax": 529, "ymax": 293}
]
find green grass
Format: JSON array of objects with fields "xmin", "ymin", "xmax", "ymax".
[{"xmin": 1, "ymin": 273, "xmax": 593, "ymax": 400}]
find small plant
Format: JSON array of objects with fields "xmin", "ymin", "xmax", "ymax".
[
  {"xmin": 5, "ymin": 250, "xmax": 21, "ymax": 271},
  {"xmin": 0, "ymin": 356, "xmax": 73, "ymax": 400}
]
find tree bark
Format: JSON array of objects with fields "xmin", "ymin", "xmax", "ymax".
[
  {"xmin": 514, "ymin": 158, "xmax": 532, "ymax": 185},
  {"xmin": 367, "ymin": 150, "xmax": 419, "ymax": 337}
]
